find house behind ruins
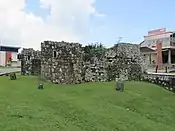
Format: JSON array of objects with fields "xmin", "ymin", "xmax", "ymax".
[
  {"xmin": 140, "ymin": 28, "xmax": 175, "ymax": 72},
  {"xmin": 0, "ymin": 45, "xmax": 21, "ymax": 67}
]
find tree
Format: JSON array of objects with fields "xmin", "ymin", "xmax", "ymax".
[{"xmin": 83, "ymin": 42, "xmax": 106, "ymax": 61}]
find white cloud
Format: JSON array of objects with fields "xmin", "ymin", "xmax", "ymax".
[{"xmin": 0, "ymin": 0, "xmax": 104, "ymax": 50}]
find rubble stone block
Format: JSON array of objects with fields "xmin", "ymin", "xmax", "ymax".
[{"xmin": 20, "ymin": 48, "xmax": 41, "ymax": 76}]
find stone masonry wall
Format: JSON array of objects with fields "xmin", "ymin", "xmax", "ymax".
[
  {"xmin": 105, "ymin": 43, "xmax": 143, "ymax": 80},
  {"xmin": 81, "ymin": 43, "xmax": 143, "ymax": 82},
  {"xmin": 21, "ymin": 48, "xmax": 41, "ymax": 75},
  {"xmin": 21, "ymin": 41, "xmax": 145, "ymax": 83},
  {"xmin": 82, "ymin": 57, "xmax": 107, "ymax": 82},
  {"xmin": 140, "ymin": 53, "xmax": 149, "ymax": 72},
  {"xmin": 41, "ymin": 41, "xmax": 83, "ymax": 84}
]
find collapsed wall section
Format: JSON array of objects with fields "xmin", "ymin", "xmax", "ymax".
[{"xmin": 105, "ymin": 43, "xmax": 143, "ymax": 80}]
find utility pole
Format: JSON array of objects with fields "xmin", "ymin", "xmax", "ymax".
[{"xmin": 117, "ymin": 37, "xmax": 123, "ymax": 44}]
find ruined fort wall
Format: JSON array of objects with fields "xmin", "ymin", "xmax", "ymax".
[
  {"xmin": 41, "ymin": 41, "xmax": 83, "ymax": 84},
  {"xmin": 21, "ymin": 48, "xmax": 41, "ymax": 75},
  {"xmin": 21, "ymin": 42, "xmax": 145, "ymax": 83},
  {"xmin": 105, "ymin": 43, "xmax": 143, "ymax": 80}
]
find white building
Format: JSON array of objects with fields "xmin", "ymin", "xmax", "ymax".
[{"xmin": 0, "ymin": 45, "xmax": 21, "ymax": 67}]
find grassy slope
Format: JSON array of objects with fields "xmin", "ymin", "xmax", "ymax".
[{"xmin": 0, "ymin": 75, "xmax": 175, "ymax": 131}]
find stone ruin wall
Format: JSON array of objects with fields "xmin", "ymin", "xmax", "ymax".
[
  {"xmin": 82, "ymin": 43, "xmax": 144, "ymax": 82},
  {"xmin": 112, "ymin": 43, "xmax": 143, "ymax": 80},
  {"xmin": 21, "ymin": 48, "xmax": 41, "ymax": 75},
  {"xmin": 41, "ymin": 41, "xmax": 83, "ymax": 84},
  {"xmin": 140, "ymin": 53, "xmax": 149, "ymax": 72},
  {"xmin": 21, "ymin": 41, "xmax": 145, "ymax": 83},
  {"xmin": 100, "ymin": 43, "xmax": 143, "ymax": 81},
  {"xmin": 83, "ymin": 57, "xmax": 107, "ymax": 82}
]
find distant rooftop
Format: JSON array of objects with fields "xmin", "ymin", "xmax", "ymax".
[
  {"xmin": 0, "ymin": 45, "xmax": 21, "ymax": 52},
  {"xmin": 144, "ymin": 31, "xmax": 174, "ymax": 38},
  {"xmin": 144, "ymin": 28, "xmax": 175, "ymax": 37},
  {"xmin": 0, "ymin": 45, "xmax": 21, "ymax": 49}
]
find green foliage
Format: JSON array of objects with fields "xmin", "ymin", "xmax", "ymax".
[
  {"xmin": 0, "ymin": 75, "xmax": 175, "ymax": 130},
  {"xmin": 83, "ymin": 42, "xmax": 106, "ymax": 61}
]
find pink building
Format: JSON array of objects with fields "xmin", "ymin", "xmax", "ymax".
[{"xmin": 140, "ymin": 28, "xmax": 175, "ymax": 70}]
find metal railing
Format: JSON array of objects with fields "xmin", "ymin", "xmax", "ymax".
[{"xmin": 147, "ymin": 63, "xmax": 175, "ymax": 71}]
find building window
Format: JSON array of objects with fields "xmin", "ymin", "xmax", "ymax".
[
  {"xmin": 28, "ymin": 56, "xmax": 30, "ymax": 61},
  {"xmin": 53, "ymin": 51, "xmax": 56, "ymax": 58}
]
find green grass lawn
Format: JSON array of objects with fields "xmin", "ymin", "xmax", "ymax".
[{"xmin": 0, "ymin": 75, "xmax": 175, "ymax": 131}]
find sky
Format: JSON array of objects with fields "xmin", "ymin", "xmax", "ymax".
[{"xmin": 0, "ymin": 0, "xmax": 175, "ymax": 50}]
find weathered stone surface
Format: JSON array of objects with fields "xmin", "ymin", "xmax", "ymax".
[
  {"xmin": 81, "ymin": 43, "xmax": 144, "ymax": 82},
  {"xmin": 21, "ymin": 48, "xmax": 41, "ymax": 75},
  {"xmin": 82, "ymin": 57, "xmax": 107, "ymax": 82},
  {"xmin": 140, "ymin": 53, "xmax": 149, "ymax": 72},
  {"xmin": 21, "ymin": 41, "xmax": 145, "ymax": 84},
  {"xmin": 104, "ymin": 43, "xmax": 143, "ymax": 80},
  {"xmin": 41, "ymin": 41, "xmax": 83, "ymax": 84}
]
